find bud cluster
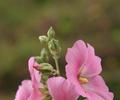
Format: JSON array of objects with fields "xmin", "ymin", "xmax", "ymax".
[{"xmin": 37, "ymin": 27, "xmax": 61, "ymax": 76}]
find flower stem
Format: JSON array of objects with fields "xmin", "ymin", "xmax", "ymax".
[{"xmin": 54, "ymin": 57, "xmax": 60, "ymax": 75}]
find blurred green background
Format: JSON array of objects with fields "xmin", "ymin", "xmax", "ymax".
[{"xmin": 0, "ymin": 0, "xmax": 120, "ymax": 99}]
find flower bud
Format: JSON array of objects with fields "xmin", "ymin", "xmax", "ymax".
[
  {"xmin": 48, "ymin": 39, "xmax": 61, "ymax": 59},
  {"xmin": 40, "ymin": 48, "xmax": 49, "ymax": 62},
  {"xmin": 47, "ymin": 27, "xmax": 55, "ymax": 40},
  {"xmin": 36, "ymin": 63, "xmax": 53, "ymax": 73},
  {"xmin": 35, "ymin": 56, "xmax": 44, "ymax": 64},
  {"xmin": 39, "ymin": 35, "xmax": 48, "ymax": 44}
]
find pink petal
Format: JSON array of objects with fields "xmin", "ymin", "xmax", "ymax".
[
  {"xmin": 28, "ymin": 90, "xmax": 44, "ymax": 100},
  {"xmin": 15, "ymin": 80, "xmax": 33, "ymax": 100},
  {"xmin": 66, "ymin": 64, "xmax": 87, "ymax": 97},
  {"xmin": 83, "ymin": 75, "xmax": 114, "ymax": 100},
  {"xmin": 15, "ymin": 80, "xmax": 44, "ymax": 100},
  {"xmin": 81, "ymin": 44, "xmax": 102, "ymax": 77},
  {"xmin": 47, "ymin": 77, "xmax": 79, "ymax": 100},
  {"xmin": 28, "ymin": 57, "xmax": 41, "ymax": 89},
  {"xmin": 66, "ymin": 64, "xmax": 77, "ymax": 81},
  {"xmin": 65, "ymin": 40, "xmax": 87, "ymax": 68},
  {"xmin": 85, "ymin": 91, "xmax": 105, "ymax": 100},
  {"xmin": 15, "ymin": 57, "xmax": 44, "ymax": 100},
  {"xmin": 65, "ymin": 40, "xmax": 102, "ymax": 78}
]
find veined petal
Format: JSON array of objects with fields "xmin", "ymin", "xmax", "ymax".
[
  {"xmin": 47, "ymin": 77, "xmax": 79, "ymax": 100},
  {"xmin": 85, "ymin": 91, "xmax": 105, "ymax": 100},
  {"xmin": 81, "ymin": 44, "xmax": 102, "ymax": 77},
  {"xmin": 83, "ymin": 75, "xmax": 114, "ymax": 100},
  {"xmin": 65, "ymin": 40, "xmax": 87, "ymax": 68},
  {"xmin": 66, "ymin": 64, "xmax": 87, "ymax": 96}
]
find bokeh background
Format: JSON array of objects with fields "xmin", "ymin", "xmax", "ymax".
[{"xmin": 0, "ymin": 0, "xmax": 120, "ymax": 99}]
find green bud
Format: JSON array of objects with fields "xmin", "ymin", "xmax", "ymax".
[
  {"xmin": 40, "ymin": 48, "xmax": 49, "ymax": 62},
  {"xmin": 48, "ymin": 39, "xmax": 61, "ymax": 59},
  {"xmin": 47, "ymin": 27, "xmax": 55, "ymax": 40},
  {"xmin": 37, "ymin": 63, "xmax": 53, "ymax": 73},
  {"xmin": 39, "ymin": 35, "xmax": 48, "ymax": 44},
  {"xmin": 35, "ymin": 56, "xmax": 44, "ymax": 64}
]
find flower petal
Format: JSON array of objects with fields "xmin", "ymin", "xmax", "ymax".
[
  {"xmin": 15, "ymin": 80, "xmax": 32, "ymax": 100},
  {"xmin": 47, "ymin": 77, "xmax": 79, "ymax": 100},
  {"xmin": 28, "ymin": 57, "xmax": 41, "ymax": 89},
  {"xmin": 83, "ymin": 75, "xmax": 114, "ymax": 100},
  {"xmin": 65, "ymin": 40, "xmax": 87, "ymax": 68},
  {"xmin": 28, "ymin": 89, "xmax": 44, "ymax": 100},
  {"xmin": 66, "ymin": 64, "xmax": 87, "ymax": 96},
  {"xmin": 85, "ymin": 91, "xmax": 105, "ymax": 100},
  {"xmin": 81, "ymin": 44, "xmax": 102, "ymax": 77}
]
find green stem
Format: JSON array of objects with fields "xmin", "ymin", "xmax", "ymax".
[{"xmin": 54, "ymin": 58, "xmax": 60, "ymax": 75}]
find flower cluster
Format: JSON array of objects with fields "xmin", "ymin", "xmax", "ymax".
[{"xmin": 15, "ymin": 27, "xmax": 114, "ymax": 100}]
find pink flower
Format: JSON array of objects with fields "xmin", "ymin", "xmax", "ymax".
[
  {"xmin": 15, "ymin": 57, "xmax": 44, "ymax": 100},
  {"xmin": 65, "ymin": 40, "xmax": 114, "ymax": 100},
  {"xmin": 47, "ymin": 76, "xmax": 79, "ymax": 100}
]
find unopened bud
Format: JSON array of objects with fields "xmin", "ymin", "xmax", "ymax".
[
  {"xmin": 35, "ymin": 56, "xmax": 44, "ymax": 64},
  {"xmin": 40, "ymin": 48, "xmax": 49, "ymax": 62},
  {"xmin": 37, "ymin": 63, "xmax": 53, "ymax": 73},
  {"xmin": 39, "ymin": 35, "xmax": 48, "ymax": 44},
  {"xmin": 48, "ymin": 39, "xmax": 61, "ymax": 59},
  {"xmin": 47, "ymin": 27, "xmax": 55, "ymax": 40}
]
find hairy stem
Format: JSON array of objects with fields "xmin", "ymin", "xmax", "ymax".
[{"xmin": 54, "ymin": 58, "xmax": 60, "ymax": 75}]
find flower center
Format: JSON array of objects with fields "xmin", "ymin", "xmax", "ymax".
[
  {"xmin": 78, "ymin": 66, "xmax": 89, "ymax": 84},
  {"xmin": 79, "ymin": 77, "xmax": 88, "ymax": 84}
]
